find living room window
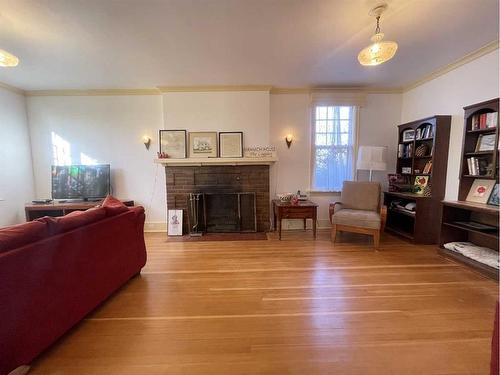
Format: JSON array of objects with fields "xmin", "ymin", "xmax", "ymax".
[{"xmin": 311, "ymin": 105, "xmax": 356, "ymax": 192}]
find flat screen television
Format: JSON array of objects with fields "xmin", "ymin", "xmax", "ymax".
[{"xmin": 51, "ymin": 164, "xmax": 111, "ymax": 200}]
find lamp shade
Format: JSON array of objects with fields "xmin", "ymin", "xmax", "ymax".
[{"xmin": 357, "ymin": 146, "xmax": 387, "ymax": 171}]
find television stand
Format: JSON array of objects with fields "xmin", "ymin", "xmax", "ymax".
[{"xmin": 25, "ymin": 199, "xmax": 134, "ymax": 221}]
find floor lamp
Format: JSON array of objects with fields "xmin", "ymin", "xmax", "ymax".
[{"xmin": 356, "ymin": 146, "xmax": 387, "ymax": 181}]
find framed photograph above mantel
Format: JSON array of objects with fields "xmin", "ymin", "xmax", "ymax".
[
  {"xmin": 219, "ymin": 131, "xmax": 243, "ymax": 158},
  {"xmin": 159, "ymin": 130, "xmax": 187, "ymax": 158},
  {"xmin": 188, "ymin": 131, "xmax": 218, "ymax": 158}
]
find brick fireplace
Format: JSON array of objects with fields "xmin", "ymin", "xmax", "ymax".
[{"xmin": 165, "ymin": 165, "xmax": 270, "ymax": 233}]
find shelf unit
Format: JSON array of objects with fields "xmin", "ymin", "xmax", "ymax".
[
  {"xmin": 384, "ymin": 115, "xmax": 451, "ymax": 244},
  {"xmin": 439, "ymin": 98, "xmax": 499, "ymax": 280}
]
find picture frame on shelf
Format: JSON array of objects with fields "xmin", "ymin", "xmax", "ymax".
[
  {"xmin": 475, "ymin": 133, "xmax": 496, "ymax": 152},
  {"xmin": 167, "ymin": 209, "xmax": 183, "ymax": 236},
  {"xmin": 159, "ymin": 130, "xmax": 187, "ymax": 159},
  {"xmin": 188, "ymin": 131, "xmax": 218, "ymax": 158},
  {"xmin": 487, "ymin": 184, "xmax": 500, "ymax": 206},
  {"xmin": 402, "ymin": 129, "xmax": 414, "ymax": 142},
  {"xmin": 465, "ymin": 179, "xmax": 496, "ymax": 204},
  {"xmin": 414, "ymin": 175, "xmax": 429, "ymax": 195},
  {"xmin": 219, "ymin": 131, "xmax": 243, "ymax": 158}
]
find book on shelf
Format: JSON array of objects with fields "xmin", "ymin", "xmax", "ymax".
[
  {"xmin": 398, "ymin": 143, "xmax": 413, "ymax": 158},
  {"xmin": 416, "ymin": 124, "xmax": 433, "ymax": 140},
  {"xmin": 471, "ymin": 112, "xmax": 498, "ymax": 130},
  {"xmin": 422, "ymin": 160, "xmax": 432, "ymax": 174},
  {"xmin": 466, "ymin": 156, "xmax": 491, "ymax": 176}
]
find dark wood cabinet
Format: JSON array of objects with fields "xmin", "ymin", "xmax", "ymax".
[
  {"xmin": 384, "ymin": 115, "xmax": 451, "ymax": 243},
  {"xmin": 439, "ymin": 98, "xmax": 499, "ymax": 280},
  {"xmin": 25, "ymin": 200, "xmax": 134, "ymax": 221}
]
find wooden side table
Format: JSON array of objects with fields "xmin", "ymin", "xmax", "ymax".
[{"xmin": 272, "ymin": 199, "xmax": 318, "ymax": 240}]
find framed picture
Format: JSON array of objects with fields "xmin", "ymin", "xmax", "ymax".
[
  {"xmin": 219, "ymin": 132, "xmax": 243, "ymax": 158},
  {"xmin": 167, "ymin": 209, "xmax": 183, "ymax": 236},
  {"xmin": 159, "ymin": 130, "xmax": 187, "ymax": 158},
  {"xmin": 188, "ymin": 132, "xmax": 218, "ymax": 158},
  {"xmin": 466, "ymin": 179, "xmax": 496, "ymax": 204},
  {"xmin": 402, "ymin": 129, "xmax": 414, "ymax": 142},
  {"xmin": 475, "ymin": 134, "xmax": 496, "ymax": 152},
  {"xmin": 401, "ymin": 167, "xmax": 412, "ymax": 174},
  {"xmin": 487, "ymin": 184, "xmax": 500, "ymax": 206},
  {"xmin": 414, "ymin": 175, "xmax": 429, "ymax": 195}
]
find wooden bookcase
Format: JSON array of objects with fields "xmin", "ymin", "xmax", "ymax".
[
  {"xmin": 384, "ymin": 115, "xmax": 451, "ymax": 244},
  {"xmin": 439, "ymin": 98, "xmax": 499, "ymax": 280}
]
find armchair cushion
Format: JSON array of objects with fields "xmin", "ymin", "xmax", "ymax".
[
  {"xmin": 332, "ymin": 209, "xmax": 381, "ymax": 229},
  {"xmin": 340, "ymin": 181, "xmax": 380, "ymax": 211}
]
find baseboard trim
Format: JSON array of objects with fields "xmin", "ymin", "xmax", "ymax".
[{"xmin": 144, "ymin": 222, "xmax": 167, "ymax": 232}]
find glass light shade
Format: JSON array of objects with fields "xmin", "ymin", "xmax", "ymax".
[
  {"xmin": 358, "ymin": 33, "xmax": 397, "ymax": 66},
  {"xmin": 0, "ymin": 49, "xmax": 19, "ymax": 67}
]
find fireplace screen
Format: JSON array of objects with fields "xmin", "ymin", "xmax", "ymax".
[{"xmin": 203, "ymin": 192, "xmax": 256, "ymax": 233}]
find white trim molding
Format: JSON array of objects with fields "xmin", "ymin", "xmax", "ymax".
[
  {"xmin": 158, "ymin": 85, "xmax": 272, "ymax": 93},
  {"xmin": 0, "ymin": 81, "xmax": 25, "ymax": 95},
  {"xmin": 25, "ymin": 88, "xmax": 161, "ymax": 96},
  {"xmin": 310, "ymin": 90, "xmax": 367, "ymax": 107},
  {"xmin": 154, "ymin": 156, "xmax": 277, "ymax": 167},
  {"xmin": 144, "ymin": 222, "xmax": 167, "ymax": 232},
  {"xmin": 403, "ymin": 39, "xmax": 499, "ymax": 91}
]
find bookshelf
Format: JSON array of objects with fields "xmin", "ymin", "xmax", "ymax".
[
  {"xmin": 384, "ymin": 115, "xmax": 451, "ymax": 243},
  {"xmin": 439, "ymin": 98, "xmax": 499, "ymax": 280}
]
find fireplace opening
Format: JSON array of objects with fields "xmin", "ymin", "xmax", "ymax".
[{"xmin": 197, "ymin": 192, "xmax": 256, "ymax": 233}]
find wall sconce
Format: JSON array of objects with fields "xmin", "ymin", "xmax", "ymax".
[
  {"xmin": 142, "ymin": 135, "xmax": 151, "ymax": 150},
  {"xmin": 285, "ymin": 134, "xmax": 293, "ymax": 148}
]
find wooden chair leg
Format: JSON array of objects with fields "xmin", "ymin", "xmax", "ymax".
[
  {"xmin": 331, "ymin": 224, "xmax": 337, "ymax": 243},
  {"xmin": 373, "ymin": 230, "xmax": 380, "ymax": 248}
]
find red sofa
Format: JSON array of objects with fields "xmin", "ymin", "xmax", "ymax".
[{"xmin": 0, "ymin": 198, "xmax": 147, "ymax": 375}]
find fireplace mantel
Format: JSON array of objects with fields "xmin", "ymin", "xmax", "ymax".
[{"xmin": 155, "ymin": 157, "xmax": 277, "ymax": 167}]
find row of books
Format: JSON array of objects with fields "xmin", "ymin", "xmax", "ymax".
[
  {"xmin": 397, "ymin": 143, "xmax": 413, "ymax": 158},
  {"xmin": 470, "ymin": 112, "xmax": 498, "ymax": 131},
  {"xmin": 415, "ymin": 124, "xmax": 433, "ymax": 140},
  {"xmin": 466, "ymin": 156, "xmax": 491, "ymax": 176},
  {"xmin": 422, "ymin": 160, "xmax": 433, "ymax": 174}
]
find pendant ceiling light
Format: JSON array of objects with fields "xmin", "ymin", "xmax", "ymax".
[
  {"xmin": 358, "ymin": 3, "xmax": 398, "ymax": 66},
  {"xmin": 0, "ymin": 48, "xmax": 18, "ymax": 67}
]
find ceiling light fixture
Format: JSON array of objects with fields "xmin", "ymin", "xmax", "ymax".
[
  {"xmin": 0, "ymin": 48, "xmax": 19, "ymax": 67},
  {"xmin": 358, "ymin": 3, "xmax": 398, "ymax": 66}
]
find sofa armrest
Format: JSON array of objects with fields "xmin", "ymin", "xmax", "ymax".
[{"xmin": 329, "ymin": 202, "xmax": 342, "ymax": 224}]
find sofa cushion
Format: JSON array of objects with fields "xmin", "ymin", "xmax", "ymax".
[
  {"xmin": 332, "ymin": 209, "xmax": 381, "ymax": 229},
  {"xmin": 0, "ymin": 221, "xmax": 48, "ymax": 253},
  {"xmin": 340, "ymin": 181, "xmax": 380, "ymax": 211},
  {"xmin": 101, "ymin": 195, "xmax": 129, "ymax": 216},
  {"xmin": 37, "ymin": 207, "xmax": 107, "ymax": 235}
]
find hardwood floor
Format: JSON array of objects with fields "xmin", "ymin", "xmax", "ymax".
[{"xmin": 30, "ymin": 231, "xmax": 498, "ymax": 374}]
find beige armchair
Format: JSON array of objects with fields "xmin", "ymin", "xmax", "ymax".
[{"xmin": 329, "ymin": 181, "xmax": 387, "ymax": 248}]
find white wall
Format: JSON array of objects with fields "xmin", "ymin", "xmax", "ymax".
[
  {"xmin": 270, "ymin": 92, "xmax": 402, "ymax": 227},
  {"xmin": 402, "ymin": 49, "xmax": 499, "ymax": 200},
  {"xmin": 22, "ymin": 47, "xmax": 497, "ymax": 231},
  {"xmin": 162, "ymin": 91, "xmax": 270, "ymax": 146},
  {"xmin": 26, "ymin": 95, "xmax": 166, "ymax": 230},
  {"xmin": 0, "ymin": 87, "xmax": 35, "ymax": 226}
]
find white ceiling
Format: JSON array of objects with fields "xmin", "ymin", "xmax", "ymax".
[{"xmin": 0, "ymin": 0, "xmax": 497, "ymax": 90}]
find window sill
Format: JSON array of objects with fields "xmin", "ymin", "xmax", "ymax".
[{"xmin": 309, "ymin": 190, "xmax": 341, "ymax": 195}]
